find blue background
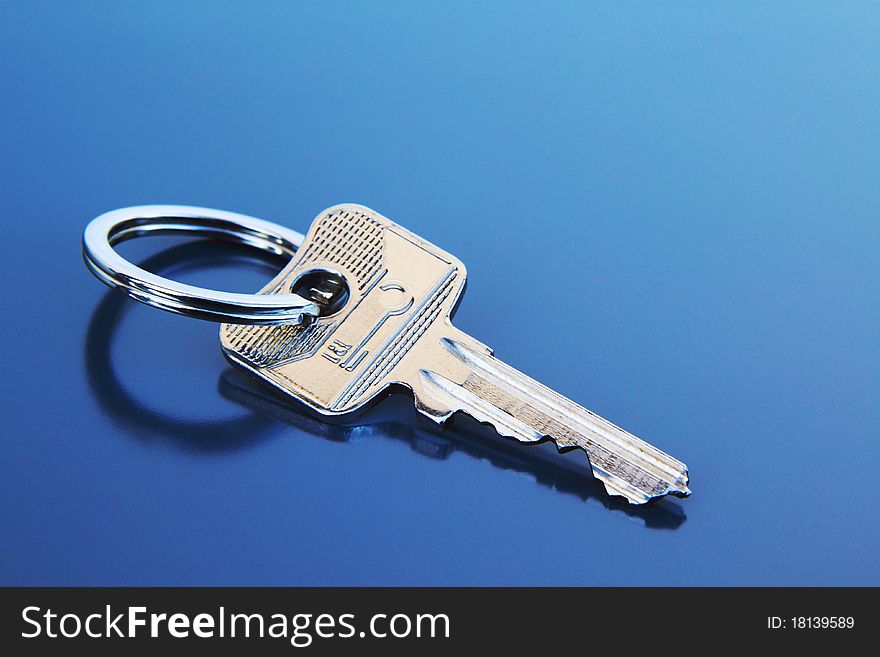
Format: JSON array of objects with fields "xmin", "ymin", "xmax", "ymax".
[{"xmin": 1, "ymin": 1, "xmax": 878, "ymax": 585}]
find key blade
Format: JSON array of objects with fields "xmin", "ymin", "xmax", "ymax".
[{"xmin": 414, "ymin": 334, "xmax": 690, "ymax": 505}]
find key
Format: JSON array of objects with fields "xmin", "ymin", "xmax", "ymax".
[{"xmin": 220, "ymin": 204, "xmax": 691, "ymax": 505}]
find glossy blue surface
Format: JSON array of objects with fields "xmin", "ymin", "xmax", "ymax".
[{"xmin": 1, "ymin": 2, "xmax": 878, "ymax": 585}]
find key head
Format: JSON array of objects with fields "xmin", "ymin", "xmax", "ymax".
[{"xmin": 220, "ymin": 204, "xmax": 468, "ymax": 418}]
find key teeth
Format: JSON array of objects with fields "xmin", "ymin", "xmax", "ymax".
[
  {"xmin": 543, "ymin": 438, "xmax": 690, "ymax": 506},
  {"xmin": 418, "ymin": 399, "xmax": 691, "ymax": 506},
  {"xmin": 416, "ymin": 369, "xmax": 690, "ymax": 506},
  {"xmin": 590, "ymin": 457, "xmax": 691, "ymax": 506},
  {"xmin": 603, "ymin": 479, "xmax": 692, "ymax": 506}
]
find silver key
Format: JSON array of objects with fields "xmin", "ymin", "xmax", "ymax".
[{"xmin": 220, "ymin": 204, "xmax": 691, "ymax": 505}]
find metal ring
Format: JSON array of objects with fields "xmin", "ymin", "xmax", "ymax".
[{"xmin": 83, "ymin": 205, "xmax": 318, "ymax": 324}]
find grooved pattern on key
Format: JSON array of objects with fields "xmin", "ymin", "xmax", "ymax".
[
  {"xmin": 333, "ymin": 268, "xmax": 458, "ymax": 409},
  {"xmin": 460, "ymin": 374, "xmax": 670, "ymax": 497},
  {"xmin": 222, "ymin": 208, "xmax": 385, "ymax": 369},
  {"xmin": 301, "ymin": 209, "xmax": 384, "ymax": 290},
  {"xmin": 224, "ymin": 321, "xmax": 333, "ymax": 368}
]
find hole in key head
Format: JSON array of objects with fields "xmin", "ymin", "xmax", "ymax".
[{"xmin": 290, "ymin": 269, "xmax": 350, "ymax": 317}]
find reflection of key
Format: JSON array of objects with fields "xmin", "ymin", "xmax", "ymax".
[{"xmin": 221, "ymin": 205, "xmax": 690, "ymax": 505}]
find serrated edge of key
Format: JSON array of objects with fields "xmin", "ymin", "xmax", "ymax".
[{"xmin": 416, "ymin": 368, "xmax": 691, "ymax": 506}]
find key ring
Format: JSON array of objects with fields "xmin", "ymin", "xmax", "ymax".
[{"xmin": 83, "ymin": 205, "xmax": 318, "ymax": 324}]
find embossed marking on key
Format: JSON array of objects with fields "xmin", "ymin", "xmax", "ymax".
[{"xmin": 220, "ymin": 204, "xmax": 691, "ymax": 505}]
